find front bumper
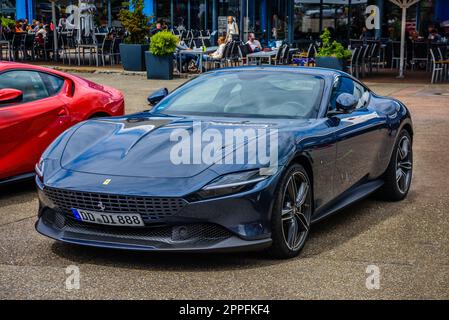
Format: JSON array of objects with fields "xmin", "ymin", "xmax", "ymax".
[
  {"xmin": 35, "ymin": 173, "xmax": 278, "ymax": 252},
  {"xmin": 35, "ymin": 208, "xmax": 271, "ymax": 252}
]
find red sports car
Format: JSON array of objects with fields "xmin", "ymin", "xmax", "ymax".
[{"xmin": 0, "ymin": 62, "xmax": 125, "ymax": 184}]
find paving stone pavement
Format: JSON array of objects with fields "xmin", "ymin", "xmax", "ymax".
[{"xmin": 0, "ymin": 73, "xmax": 448, "ymax": 299}]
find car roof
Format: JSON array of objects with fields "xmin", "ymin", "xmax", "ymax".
[
  {"xmin": 0, "ymin": 61, "xmax": 76, "ymax": 80},
  {"xmin": 205, "ymin": 65, "xmax": 350, "ymax": 79},
  {"xmin": 0, "ymin": 61, "xmax": 52, "ymax": 71}
]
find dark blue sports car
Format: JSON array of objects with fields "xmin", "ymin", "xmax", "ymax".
[{"xmin": 35, "ymin": 67, "xmax": 413, "ymax": 258}]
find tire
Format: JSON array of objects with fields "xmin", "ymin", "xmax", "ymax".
[
  {"xmin": 269, "ymin": 164, "xmax": 313, "ymax": 259},
  {"xmin": 380, "ymin": 129, "xmax": 413, "ymax": 201},
  {"xmin": 89, "ymin": 113, "xmax": 110, "ymax": 119}
]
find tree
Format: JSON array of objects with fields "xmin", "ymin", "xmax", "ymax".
[{"xmin": 118, "ymin": 0, "xmax": 152, "ymax": 44}]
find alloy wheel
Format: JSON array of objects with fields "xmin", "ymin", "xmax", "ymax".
[
  {"xmin": 281, "ymin": 171, "xmax": 312, "ymax": 251},
  {"xmin": 395, "ymin": 136, "xmax": 413, "ymax": 194}
]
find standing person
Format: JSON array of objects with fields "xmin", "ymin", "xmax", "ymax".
[{"xmin": 226, "ymin": 16, "xmax": 239, "ymax": 43}]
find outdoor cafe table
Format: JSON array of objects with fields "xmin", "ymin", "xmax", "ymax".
[
  {"xmin": 247, "ymin": 50, "xmax": 277, "ymax": 65},
  {"xmin": 247, "ymin": 48, "xmax": 298, "ymax": 65},
  {"xmin": 179, "ymin": 46, "xmax": 218, "ymax": 73}
]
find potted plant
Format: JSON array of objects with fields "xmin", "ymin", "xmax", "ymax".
[
  {"xmin": 315, "ymin": 28, "xmax": 352, "ymax": 71},
  {"xmin": 145, "ymin": 31, "xmax": 178, "ymax": 80},
  {"xmin": 118, "ymin": 0, "xmax": 152, "ymax": 71}
]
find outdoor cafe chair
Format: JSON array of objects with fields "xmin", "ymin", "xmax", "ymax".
[
  {"xmin": 436, "ymin": 46, "xmax": 449, "ymax": 81},
  {"xmin": 0, "ymin": 32, "xmax": 12, "ymax": 61},
  {"xmin": 367, "ymin": 42, "xmax": 381, "ymax": 73},
  {"xmin": 238, "ymin": 43, "xmax": 251, "ymax": 65},
  {"xmin": 268, "ymin": 45, "xmax": 285, "ymax": 66},
  {"xmin": 411, "ymin": 41, "xmax": 429, "ymax": 71},
  {"xmin": 202, "ymin": 38, "xmax": 211, "ymax": 48},
  {"xmin": 359, "ymin": 43, "xmax": 372, "ymax": 77},
  {"xmin": 349, "ymin": 39, "xmax": 364, "ymax": 49},
  {"xmin": 97, "ymin": 35, "xmax": 114, "ymax": 66},
  {"xmin": 58, "ymin": 32, "xmax": 73, "ymax": 65},
  {"xmin": 192, "ymin": 38, "xmax": 203, "ymax": 49},
  {"xmin": 391, "ymin": 41, "xmax": 405, "ymax": 70},
  {"xmin": 110, "ymin": 37, "xmax": 122, "ymax": 64},
  {"xmin": 430, "ymin": 48, "xmax": 445, "ymax": 83},
  {"xmin": 349, "ymin": 46, "xmax": 363, "ymax": 78}
]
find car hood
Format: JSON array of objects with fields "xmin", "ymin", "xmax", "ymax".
[{"xmin": 60, "ymin": 113, "xmax": 306, "ymax": 178}]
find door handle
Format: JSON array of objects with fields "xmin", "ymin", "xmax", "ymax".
[{"xmin": 58, "ymin": 108, "xmax": 68, "ymax": 117}]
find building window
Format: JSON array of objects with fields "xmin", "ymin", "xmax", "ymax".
[
  {"xmin": 0, "ymin": 0, "xmax": 16, "ymax": 17},
  {"xmin": 294, "ymin": 0, "xmax": 322, "ymax": 40}
]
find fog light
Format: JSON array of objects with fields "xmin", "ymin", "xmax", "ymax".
[{"xmin": 172, "ymin": 226, "xmax": 189, "ymax": 241}]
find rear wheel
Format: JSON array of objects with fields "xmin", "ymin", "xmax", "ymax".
[
  {"xmin": 380, "ymin": 129, "xmax": 413, "ymax": 201},
  {"xmin": 270, "ymin": 164, "xmax": 312, "ymax": 259}
]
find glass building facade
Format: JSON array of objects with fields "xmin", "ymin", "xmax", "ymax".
[
  {"xmin": 2, "ymin": 0, "xmax": 448, "ymax": 43},
  {"xmin": 152, "ymin": 0, "xmax": 449, "ymax": 44}
]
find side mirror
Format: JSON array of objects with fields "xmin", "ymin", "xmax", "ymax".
[
  {"xmin": 335, "ymin": 93, "xmax": 358, "ymax": 112},
  {"xmin": 0, "ymin": 88, "xmax": 23, "ymax": 105},
  {"xmin": 147, "ymin": 88, "xmax": 168, "ymax": 106}
]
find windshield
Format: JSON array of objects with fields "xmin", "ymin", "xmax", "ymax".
[{"xmin": 153, "ymin": 71, "xmax": 324, "ymax": 119}]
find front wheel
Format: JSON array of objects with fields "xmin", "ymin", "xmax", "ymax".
[
  {"xmin": 380, "ymin": 129, "xmax": 413, "ymax": 201},
  {"xmin": 269, "ymin": 164, "xmax": 313, "ymax": 259}
]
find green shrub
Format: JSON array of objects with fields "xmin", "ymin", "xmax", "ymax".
[
  {"xmin": 0, "ymin": 16, "xmax": 15, "ymax": 29},
  {"xmin": 316, "ymin": 28, "xmax": 352, "ymax": 60},
  {"xmin": 149, "ymin": 31, "xmax": 178, "ymax": 57},
  {"xmin": 118, "ymin": 0, "xmax": 152, "ymax": 44}
]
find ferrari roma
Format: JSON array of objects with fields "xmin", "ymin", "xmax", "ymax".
[
  {"xmin": 35, "ymin": 67, "xmax": 413, "ymax": 258},
  {"xmin": 0, "ymin": 62, "xmax": 125, "ymax": 184}
]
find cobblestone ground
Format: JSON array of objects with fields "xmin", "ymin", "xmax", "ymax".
[{"xmin": 0, "ymin": 73, "xmax": 448, "ymax": 299}]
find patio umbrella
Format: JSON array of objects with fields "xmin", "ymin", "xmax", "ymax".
[{"xmin": 388, "ymin": 0, "xmax": 421, "ymax": 78}]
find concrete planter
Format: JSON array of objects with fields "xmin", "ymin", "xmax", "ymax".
[
  {"xmin": 145, "ymin": 52, "xmax": 174, "ymax": 80},
  {"xmin": 119, "ymin": 44, "xmax": 149, "ymax": 71},
  {"xmin": 316, "ymin": 57, "xmax": 346, "ymax": 71}
]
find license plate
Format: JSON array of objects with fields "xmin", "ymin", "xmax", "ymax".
[{"xmin": 71, "ymin": 208, "xmax": 144, "ymax": 227}]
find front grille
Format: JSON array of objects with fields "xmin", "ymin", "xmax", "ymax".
[
  {"xmin": 43, "ymin": 187, "xmax": 187, "ymax": 223},
  {"xmin": 42, "ymin": 210, "xmax": 232, "ymax": 248}
]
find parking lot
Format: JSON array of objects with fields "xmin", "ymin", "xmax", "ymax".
[{"xmin": 1, "ymin": 72, "xmax": 448, "ymax": 299}]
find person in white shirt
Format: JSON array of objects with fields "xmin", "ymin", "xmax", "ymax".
[
  {"xmin": 226, "ymin": 16, "xmax": 239, "ymax": 43},
  {"xmin": 190, "ymin": 36, "xmax": 227, "ymax": 72},
  {"xmin": 209, "ymin": 36, "xmax": 227, "ymax": 59},
  {"xmin": 246, "ymin": 32, "xmax": 262, "ymax": 52}
]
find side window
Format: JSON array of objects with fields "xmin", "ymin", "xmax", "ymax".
[
  {"xmin": 0, "ymin": 70, "xmax": 50, "ymax": 103},
  {"xmin": 353, "ymin": 81, "xmax": 370, "ymax": 108},
  {"xmin": 328, "ymin": 76, "xmax": 370, "ymax": 111},
  {"xmin": 40, "ymin": 73, "xmax": 65, "ymax": 96}
]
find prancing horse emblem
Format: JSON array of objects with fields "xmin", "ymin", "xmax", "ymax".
[{"xmin": 97, "ymin": 201, "xmax": 106, "ymax": 212}]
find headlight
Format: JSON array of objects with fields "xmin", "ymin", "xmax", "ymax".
[
  {"xmin": 35, "ymin": 157, "xmax": 45, "ymax": 180},
  {"xmin": 202, "ymin": 169, "xmax": 272, "ymax": 190},
  {"xmin": 192, "ymin": 168, "xmax": 277, "ymax": 200}
]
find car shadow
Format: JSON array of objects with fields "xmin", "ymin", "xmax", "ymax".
[
  {"xmin": 50, "ymin": 190, "xmax": 414, "ymax": 271},
  {"xmin": 302, "ymin": 189, "xmax": 416, "ymax": 257},
  {"xmin": 0, "ymin": 179, "xmax": 36, "ymax": 204}
]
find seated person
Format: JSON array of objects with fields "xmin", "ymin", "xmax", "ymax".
[
  {"xmin": 174, "ymin": 39, "xmax": 197, "ymax": 72},
  {"xmin": 246, "ymin": 33, "xmax": 262, "ymax": 52},
  {"xmin": 428, "ymin": 29, "xmax": 442, "ymax": 43},
  {"xmin": 189, "ymin": 36, "xmax": 227, "ymax": 72}
]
